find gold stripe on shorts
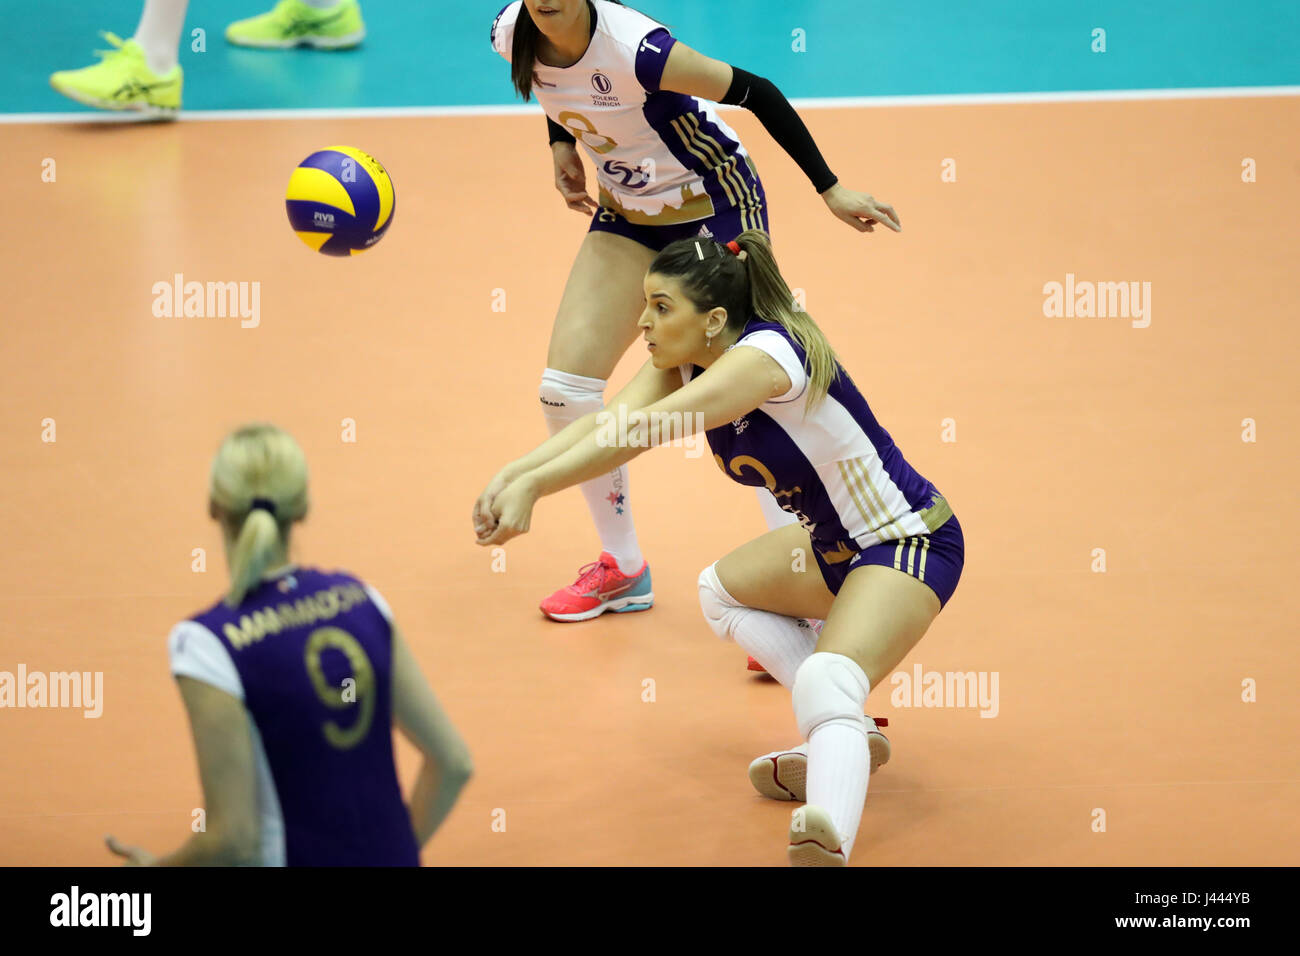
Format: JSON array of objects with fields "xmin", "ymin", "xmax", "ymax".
[{"xmin": 918, "ymin": 537, "xmax": 930, "ymax": 582}]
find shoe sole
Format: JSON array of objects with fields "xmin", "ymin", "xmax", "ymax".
[
  {"xmin": 748, "ymin": 730, "xmax": 890, "ymax": 802},
  {"xmin": 50, "ymin": 82, "xmax": 179, "ymax": 118},
  {"xmin": 788, "ymin": 805, "xmax": 846, "ymax": 867},
  {"xmin": 226, "ymin": 30, "xmax": 365, "ymax": 49},
  {"xmin": 541, "ymin": 591, "xmax": 655, "ymax": 622}
]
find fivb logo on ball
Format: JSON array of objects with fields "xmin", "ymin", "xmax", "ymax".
[{"xmin": 286, "ymin": 145, "xmax": 395, "ymax": 256}]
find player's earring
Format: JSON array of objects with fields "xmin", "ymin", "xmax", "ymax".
[{"xmin": 706, "ymin": 330, "xmax": 715, "ymax": 350}]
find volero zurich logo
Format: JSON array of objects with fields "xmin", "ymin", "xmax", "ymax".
[{"xmin": 590, "ymin": 71, "xmax": 618, "ymax": 106}]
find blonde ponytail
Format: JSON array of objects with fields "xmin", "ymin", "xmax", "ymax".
[
  {"xmin": 224, "ymin": 508, "xmax": 280, "ymax": 608},
  {"xmin": 209, "ymin": 424, "xmax": 309, "ymax": 608},
  {"xmin": 732, "ymin": 229, "xmax": 839, "ymax": 409}
]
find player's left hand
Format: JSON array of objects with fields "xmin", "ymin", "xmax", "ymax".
[
  {"xmin": 478, "ymin": 477, "xmax": 538, "ymax": 546},
  {"xmin": 822, "ymin": 184, "xmax": 900, "ymax": 234},
  {"xmin": 105, "ymin": 835, "xmax": 155, "ymax": 866}
]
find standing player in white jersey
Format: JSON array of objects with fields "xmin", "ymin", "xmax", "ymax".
[
  {"xmin": 473, "ymin": 231, "xmax": 964, "ymax": 865},
  {"xmin": 488, "ymin": 0, "xmax": 901, "ymax": 624}
]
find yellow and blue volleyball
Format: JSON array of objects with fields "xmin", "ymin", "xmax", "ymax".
[{"xmin": 285, "ymin": 146, "xmax": 395, "ymax": 256}]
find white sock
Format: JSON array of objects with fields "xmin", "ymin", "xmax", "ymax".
[
  {"xmin": 539, "ymin": 368, "xmax": 643, "ymax": 575},
  {"xmin": 734, "ymin": 613, "xmax": 817, "ymax": 688},
  {"xmin": 133, "ymin": 0, "xmax": 188, "ymax": 75},
  {"xmin": 299, "ymin": 0, "xmax": 345, "ymax": 8},
  {"xmin": 755, "ymin": 487, "xmax": 800, "ymax": 531},
  {"xmin": 699, "ymin": 565, "xmax": 816, "ymax": 687},
  {"xmin": 807, "ymin": 723, "xmax": 870, "ymax": 860},
  {"xmin": 795, "ymin": 653, "xmax": 872, "ymax": 862}
]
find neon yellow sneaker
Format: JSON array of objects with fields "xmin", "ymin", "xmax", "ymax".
[
  {"xmin": 49, "ymin": 33, "xmax": 182, "ymax": 117},
  {"xmin": 226, "ymin": 0, "xmax": 366, "ymax": 49}
]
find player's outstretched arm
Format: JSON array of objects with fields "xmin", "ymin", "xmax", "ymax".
[
  {"xmin": 107, "ymin": 677, "xmax": 260, "ymax": 867},
  {"xmin": 657, "ymin": 43, "xmax": 900, "ymax": 234},
  {"xmin": 478, "ymin": 348, "xmax": 789, "ymax": 546},
  {"xmin": 391, "ymin": 624, "xmax": 473, "ymax": 849},
  {"xmin": 473, "ymin": 358, "xmax": 678, "ymax": 537},
  {"xmin": 473, "ymin": 409, "xmax": 603, "ymax": 535}
]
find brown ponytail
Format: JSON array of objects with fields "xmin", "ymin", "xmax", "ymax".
[{"xmin": 731, "ymin": 229, "xmax": 839, "ymax": 409}]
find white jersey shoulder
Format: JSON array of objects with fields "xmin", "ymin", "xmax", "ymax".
[{"xmin": 678, "ymin": 327, "xmax": 807, "ymax": 404}]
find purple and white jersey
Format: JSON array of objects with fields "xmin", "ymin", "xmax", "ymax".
[
  {"xmin": 169, "ymin": 567, "xmax": 418, "ymax": 867},
  {"xmin": 491, "ymin": 1, "xmax": 764, "ymax": 228},
  {"xmin": 681, "ymin": 321, "xmax": 954, "ymax": 559}
]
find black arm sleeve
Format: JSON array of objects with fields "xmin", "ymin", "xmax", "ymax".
[
  {"xmin": 722, "ymin": 67, "xmax": 837, "ymax": 194},
  {"xmin": 547, "ymin": 116, "xmax": 576, "ymax": 146}
]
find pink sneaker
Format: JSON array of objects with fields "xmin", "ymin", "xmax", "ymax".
[{"xmin": 539, "ymin": 551, "xmax": 655, "ymax": 622}]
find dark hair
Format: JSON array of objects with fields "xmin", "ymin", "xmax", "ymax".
[
  {"xmin": 649, "ymin": 230, "xmax": 840, "ymax": 408},
  {"xmin": 511, "ymin": 1, "xmax": 628, "ymax": 101}
]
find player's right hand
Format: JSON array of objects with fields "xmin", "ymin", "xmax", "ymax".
[
  {"xmin": 473, "ymin": 472, "xmax": 509, "ymax": 539},
  {"xmin": 553, "ymin": 143, "xmax": 599, "ymax": 214},
  {"xmin": 480, "ymin": 477, "xmax": 538, "ymax": 546}
]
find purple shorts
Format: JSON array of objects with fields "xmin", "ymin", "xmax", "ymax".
[
  {"xmin": 813, "ymin": 514, "xmax": 965, "ymax": 609},
  {"xmin": 587, "ymin": 179, "xmax": 770, "ymax": 252}
]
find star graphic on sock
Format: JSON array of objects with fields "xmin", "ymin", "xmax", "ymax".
[
  {"xmin": 606, "ymin": 491, "xmax": 619, "ymax": 505},
  {"xmin": 615, "ymin": 507, "xmax": 624, "ymax": 514}
]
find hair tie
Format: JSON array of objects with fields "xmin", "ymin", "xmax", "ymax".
[
  {"xmin": 249, "ymin": 497, "xmax": 277, "ymax": 518},
  {"xmin": 725, "ymin": 240, "xmax": 742, "ymax": 255}
]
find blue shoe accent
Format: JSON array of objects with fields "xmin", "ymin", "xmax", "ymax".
[{"xmin": 610, "ymin": 564, "xmax": 653, "ymax": 613}]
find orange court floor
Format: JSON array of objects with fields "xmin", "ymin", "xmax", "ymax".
[{"xmin": 0, "ymin": 96, "xmax": 1297, "ymax": 866}]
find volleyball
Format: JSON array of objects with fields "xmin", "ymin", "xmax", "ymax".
[{"xmin": 285, "ymin": 146, "xmax": 395, "ymax": 256}]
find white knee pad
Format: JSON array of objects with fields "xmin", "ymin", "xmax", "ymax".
[
  {"xmin": 698, "ymin": 563, "xmax": 743, "ymax": 642},
  {"xmin": 539, "ymin": 367, "xmax": 605, "ymax": 429},
  {"xmin": 792, "ymin": 652, "xmax": 870, "ymax": 740}
]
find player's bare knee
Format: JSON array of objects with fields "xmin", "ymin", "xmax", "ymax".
[{"xmin": 792, "ymin": 652, "xmax": 870, "ymax": 740}]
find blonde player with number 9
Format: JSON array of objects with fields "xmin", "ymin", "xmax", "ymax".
[{"xmin": 105, "ymin": 424, "xmax": 471, "ymax": 866}]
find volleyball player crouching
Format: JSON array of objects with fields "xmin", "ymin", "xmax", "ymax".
[
  {"xmin": 490, "ymin": 0, "xmax": 900, "ymax": 624},
  {"xmin": 106, "ymin": 425, "xmax": 472, "ymax": 866},
  {"xmin": 474, "ymin": 232, "xmax": 962, "ymax": 865}
]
